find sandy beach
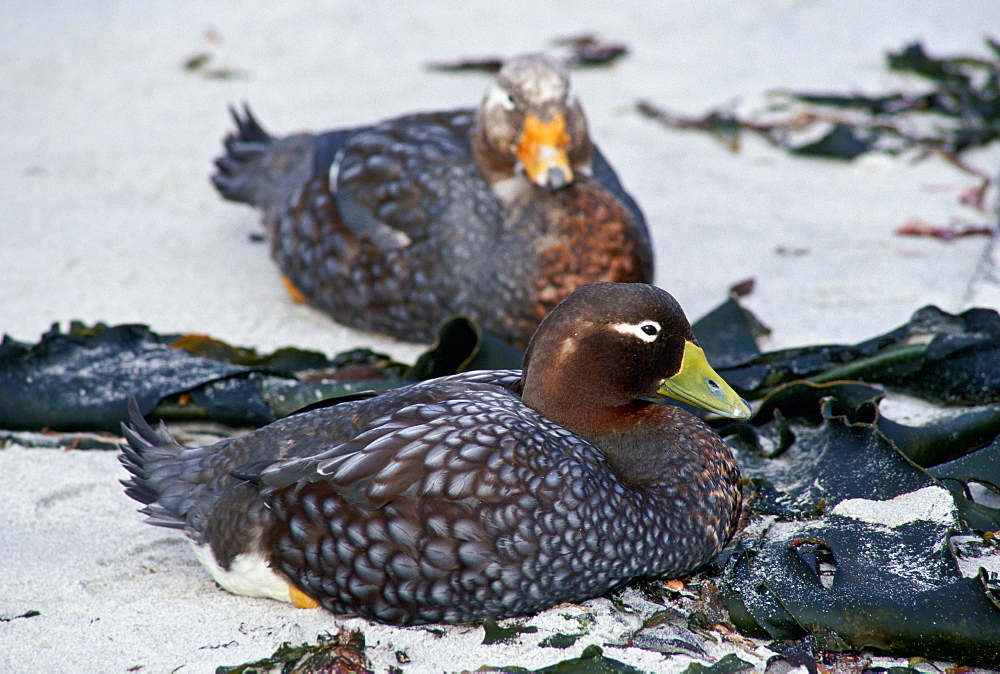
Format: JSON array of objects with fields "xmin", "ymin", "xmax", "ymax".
[{"xmin": 2, "ymin": 1, "xmax": 999, "ymax": 671}]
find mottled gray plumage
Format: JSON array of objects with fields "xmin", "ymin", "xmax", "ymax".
[
  {"xmin": 120, "ymin": 282, "xmax": 744, "ymax": 625},
  {"xmin": 212, "ymin": 54, "xmax": 653, "ymax": 349}
]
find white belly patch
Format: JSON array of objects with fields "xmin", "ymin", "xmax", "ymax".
[{"xmin": 192, "ymin": 542, "xmax": 292, "ymax": 603}]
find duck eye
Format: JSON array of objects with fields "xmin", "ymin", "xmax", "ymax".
[
  {"xmin": 641, "ymin": 324, "xmax": 658, "ymax": 336},
  {"xmin": 486, "ymin": 85, "xmax": 517, "ymax": 112},
  {"xmin": 497, "ymin": 89, "xmax": 516, "ymax": 111}
]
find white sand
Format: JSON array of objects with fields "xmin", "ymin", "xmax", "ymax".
[
  {"xmin": 2, "ymin": 1, "xmax": 999, "ymax": 671},
  {"xmin": 830, "ymin": 485, "xmax": 957, "ymax": 529}
]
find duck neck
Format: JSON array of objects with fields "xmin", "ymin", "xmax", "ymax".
[
  {"xmin": 470, "ymin": 120, "xmax": 551, "ymax": 210},
  {"xmin": 471, "ymin": 120, "xmax": 516, "ymax": 186},
  {"xmin": 588, "ymin": 405, "xmax": 719, "ymax": 489},
  {"xmin": 525, "ymin": 387, "xmax": 712, "ymax": 489}
]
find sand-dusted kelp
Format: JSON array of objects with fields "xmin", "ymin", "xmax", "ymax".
[
  {"xmin": 0, "ymin": 323, "xmax": 406, "ymax": 431},
  {"xmin": 5, "ymin": 300, "xmax": 1000, "ymax": 438},
  {"xmin": 713, "ymin": 380, "xmax": 1000, "ymax": 667},
  {"xmin": 686, "ymin": 295, "xmax": 1000, "ymax": 667},
  {"xmin": 481, "ymin": 644, "xmax": 647, "ymax": 674},
  {"xmin": 0, "ymin": 316, "xmax": 517, "ymax": 434}
]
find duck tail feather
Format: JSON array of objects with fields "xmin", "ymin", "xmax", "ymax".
[
  {"xmin": 118, "ymin": 398, "xmax": 197, "ymax": 529},
  {"xmin": 211, "ymin": 102, "xmax": 320, "ymax": 226},
  {"xmin": 211, "ymin": 103, "xmax": 277, "ymax": 205}
]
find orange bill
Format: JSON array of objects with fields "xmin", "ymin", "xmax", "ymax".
[{"xmin": 516, "ymin": 112, "xmax": 573, "ymax": 189}]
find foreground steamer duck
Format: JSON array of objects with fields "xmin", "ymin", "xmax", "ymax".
[
  {"xmin": 213, "ymin": 53, "xmax": 653, "ymax": 350},
  {"xmin": 121, "ymin": 283, "xmax": 750, "ymax": 625}
]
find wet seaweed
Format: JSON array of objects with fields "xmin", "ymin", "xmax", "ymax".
[
  {"xmin": 0, "ymin": 610, "xmax": 40, "ymax": 622},
  {"xmin": 716, "ymin": 381, "xmax": 1000, "ymax": 667},
  {"xmin": 538, "ymin": 632, "xmax": 582, "ymax": 649},
  {"xmin": 686, "ymin": 295, "xmax": 1000, "ymax": 666},
  {"xmin": 181, "ymin": 51, "xmax": 247, "ymax": 80},
  {"xmin": 707, "ymin": 304, "xmax": 1000, "ymax": 406},
  {"xmin": 6, "ymin": 299, "xmax": 1000, "ymax": 444},
  {"xmin": 895, "ymin": 218, "xmax": 994, "ymax": 241},
  {"xmin": 626, "ymin": 607, "xmax": 711, "ymax": 659},
  {"xmin": 552, "ymin": 34, "xmax": 628, "ymax": 67}
]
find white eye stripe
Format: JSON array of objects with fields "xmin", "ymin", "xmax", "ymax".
[
  {"xmin": 485, "ymin": 84, "xmax": 516, "ymax": 111},
  {"xmin": 610, "ymin": 320, "xmax": 661, "ymax": 343}
]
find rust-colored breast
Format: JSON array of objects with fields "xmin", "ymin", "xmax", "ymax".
[{"xmin": 532, "ymin": 180, "xmax": 654, "ymax": 322}]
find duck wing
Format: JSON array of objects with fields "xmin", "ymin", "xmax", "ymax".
[
  {"xmin": 315, "ymin": 109, "xmax": 497, "ymax": 248},
  {"xmin": 250, "ymin": 373, "xmax": 608, "ymax": 511}
]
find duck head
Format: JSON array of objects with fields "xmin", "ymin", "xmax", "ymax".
[
  {"xmin": 521, "ymin": 282, "xmax": 751, "ymax": 438},
  {"xmin": 473, "ymin": 53, "xmax": 593, "ymax": 191}
]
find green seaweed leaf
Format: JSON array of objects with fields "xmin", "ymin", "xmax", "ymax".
[
  {"xmin": 538, "ymin": 633, "xmax": 582, "ymax": 648},
  {"xmin": 216, "ymin": 629, "xmax": 372, "ymax": 674},
  {"xmin": 0, "ymin": 609, "xmax": 40, "ymax": 622},
  {"xmin": 483, "ymin": 644, "xmax": 644, "ymax": 673},
  {"xmin": 681, "ymin": 653, "xmax": 755, "ymax": 673},
  {"xmin": 481, "ymin": 618, "xmax": 539, "ymax": 645},
  {"xmin": 713, "ymin": 304, "xmax": 1000, "ymax": 405},
  {"xmin": 407, "ymin": 315, "xmax": 522, "ymax": 382},
  {"xmin": 0, "ymin": 314, "xmax": 510, "ymax": 433}
]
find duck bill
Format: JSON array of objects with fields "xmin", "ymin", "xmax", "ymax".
[
  {"xmin": 516, "ymin": 112, "xmax": 574, "ymax": 190},
  {"xmin": 656, "ymin": 341, "xmax": 751, "ymax": 420}
]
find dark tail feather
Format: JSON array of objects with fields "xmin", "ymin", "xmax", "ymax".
[
  {"xmin": 118, "ymin": 399, "xmax": 189, "ymax": 530},
  {"xmin": 211, "ymin": 103, "xmax": 275, "ymax": 205}
]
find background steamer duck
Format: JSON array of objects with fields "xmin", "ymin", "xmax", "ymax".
[{"xmin": 213, "ymin": 53, "xmax": 653, "ymax": 350}]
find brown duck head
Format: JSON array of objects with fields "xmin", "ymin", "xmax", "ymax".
[{"xmin": 520, "ymin": 282, "xmax": 751, "ymax": 439}]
